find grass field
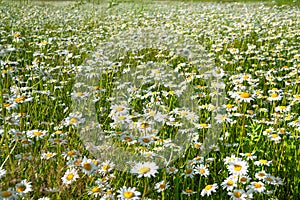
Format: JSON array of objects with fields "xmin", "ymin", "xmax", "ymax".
[{"xmin": 0, "ymin": 0, "xmax": 299, "ymax": 199}]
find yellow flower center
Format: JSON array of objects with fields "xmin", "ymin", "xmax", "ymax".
[
  {"xmin": 205, "ymin": 185, "xmax": 212, "ymax": 190},
  {"xmin": 138, "ymin": 166, "xmax": 150, "ymax": 174},
  {"xmin": 240, "ymin": 177, "xmax": 247, "ymax": 182},
  {"xmin": 67, "ymin": 151, "xmax": 75, "ymax": 155},
  {"xmin": 159, "ymin": 184, "xmax": 166, "ymax": 189},
  {"xmin": 45, "ymin": 153, "xmax": 53, "ymax": 158},
  {"xmin": 185, "ymin": 189, "xmax": 193, "ymax": 193},
  {"xmin": 142, "ymin": 138, "xmax": 150, "ymax": 143},
  {"xmin": 227, "ymin": 180, "xmax": 234, "ymax": 186},
  {"xmin": 234, "ymin": 164, "xmax": 242, "ymax": 171},
  {"xmin": 92, "ymin": 187, "xmax": 101, "ymax": 193},
  {"xmin": 83, "ymin": 163, "xmax": 92, "ymax": 170},
  {"xmin": 66, "ymin": 173, "xmax": 74, "ymax": 181},
  {"xmin": 123, "ymin": 191, "xmax": 134, "ymax": 198},
  {"xmin": 200, "ymin": 123, "xmax": 208, "ymax": 128},
  {"xmin": 259, "ymin": 160, "xmax": 267, "ymax": 164},
  {"xmin": 271, "ymin": 93, "xmax": 278, "ymax": 98},
  {"xmin": 124, "ymin": 137, "xmax": 132, "ymax": 142},
  {"xmin": 70, "ymin": 118, "xmax": 78, "ymax": 124},
  {"xmin": 118, "ymin": 116, "xmax": 126, "ymax": 120},
  {"xmin": 16, "ymin": 186, "xmax": 26, "ymax": 192},
  {"xmin": 271, "ymin": 134, "xmax": 278, "ymax": 138},
  {"xmin": 33, "ymin": 131, "xmax": 43, "ymax": 136},
  {"xmin": 245, "ymin": 153, "xmax": 252, "ymax": 156},
  {"xmin": 233, "ymin": 191, "xmax": 242, "ymax": 198},
  {"xmin": 116, "ymin": 106, "xmax": 124, "ymax": 112},
  {"xmin": 226, "ymin": 104, "xmax": 233, "ymax": 109},
  {"xmin": 169, "ymin": 167, "xmax": 175, "ymax": 172},
  {"xmin": 4, "ymin": 103, "xmax": 10, "ymax": 107},
  {"xmin": 254, "ymin": 183, "xmax": 262, "ymax": 188},
  {"xmin": 243, "ymin": 75, "xmax": 249, "ymax": 79},
  {"xmin": 1, "ymin": 191, "xmax": 12, "ymax": 197},
  {"xmin": 240, "ymin": 92, "xmax": 250, "ymax": 98},
  {"xmin": 102, "ymin": 165, "xmax": 110, "ymax": 171},
  {"xmin": 199, "ymin": 169, "xmax": 205, "ymax": 174},
  {"xmin": 186, "ymin": 168, "xmax": 193, "ymax": 174}
]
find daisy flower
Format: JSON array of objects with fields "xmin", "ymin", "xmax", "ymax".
[
  {"xmin": 254, "ymin": 159, "xmax": 272, "ymax": 166},
  {"xmin": 155, "ymin": 181, "xmax": 169, "ymax": 193},
  {"xmin": 201, "ymin": 183, "xmax": 218, "ymax": 197},
  {"xmin": 194, "ymin": 164, "xmax": 209, "ymax": 177},
  {"xmin": 81, "ymin": 157, "xmax": 97, "ymax": 175},
  {"xmin": 87, "ymin": 185, "xmax": 103, "ymax": 198},
  {"xmin": 117, "ymin": 186, "xmax": 141, "ymax": 200},
  {"xmin": 166, "ymin": 166, "xmax": 178, "ymax": 174},
  {"xmin": 236, "ymin": 92, "xmax": 253, "ymax": 103},
  {"xmin": 15, "ymin": 179, "xmax": 33, "ymax": 195},
  {"xmin": 227, "ymin": 159, "xmax": 248, "ymax": 176},
  {"xmin": 182, "ymin": 189, "xmax": 197, "ymax": 196},
  {"xmin": 255, "ymin": 170, "xmax": 268, "ymax": 180},
  {"xmin": 0, "ymin": 188, "xmax": 17, "ymax": 199},
  {"xmin": 99, "ymin": 160, "xmax": 115, "ymax": 174},
  {"xmin": 221, "ymin": 176, "xmax": 237, "ymax": 191},
  {"xmin": 61, "ymin": 168, "xmax": 79, "ymax": 185},
  {"xmin": 130, "ymin": 162, "xmax": 158, "ymax": 178},
  {"xmin": 239, "ymin": 175, "xmax": 251, "ymax": 185},
  {"xmin": 248, "ymin": 181, "xmax": 266, "ymax": 193},
  {"xmin": 228, "ymin": 189, "xmax": 248, "ymax": 200},
  {"xmin": 41, "ymin": 152, "xmax": 57, "ymax": 160},
  {"xmin": 26, "ymin": 129, "xmax": 47, "ymax": 139},
  {"xmin": 267, "ymin": 92, "xmax": 282, "ymax": 101},
  {"xmin": 239, "ymin": 152, "xmax": 257, "ymax": 161}
]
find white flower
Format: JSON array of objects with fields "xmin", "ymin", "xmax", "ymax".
[
  {"xmin": 61, "ymin": 168, "xmax": 79, "ymax": 185},
  {"xmin": 221, "ymin": 176, "xmax": 237, "ymax": 191},
  {"xmin": 201, "ymin": 183, "xmax": 218, "ymax": 196},
  {"xmin": 155, "ymin": 181, "xmax": 169, "ymax": 193},
  {"xmin": 117, "ymin": 186, "xmax": 141, "ymax": 200},
  {"xmin": 227, "ymin": 159, "xmax": 248, "ymax": 176},
  {"xmin": 248, "ymin": 181, "xmax": 266, "ymax": 193},
  {"xmin": 130, "ymin": 162, "xmax": 158, "ymax": 178},
  {"xmin": 228, "ymin": 189, "xmax": 248, "ymax": 200},
  {"xmin": 194, "ymin": 164, "xmax": 209, "ymax": 177},
  {"xmin": 15, "ymin": 179, "xmax": 33, "ymax": 195}
]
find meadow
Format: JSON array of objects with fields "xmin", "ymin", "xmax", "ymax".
[{"xmin": 0, "ymin": 0, "xmax": 299, "ymax": 199}]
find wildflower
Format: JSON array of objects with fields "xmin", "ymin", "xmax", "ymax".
[
  {"xmin": 15, "ymin": 179, "xmax": 33, "ymax": 195},
  {"xmin": 182, "ymin": 166, "xmax": 195, "ymax": 178},
  {"xmin": 194, "ymin": 164, "xmax": 209, "ymax": 177},
  {"xmin": 239, "ymin": 152, "xmax": 257, "ymax": 161},
  {"xmin": 61, "ymin": 168, "xmax": 79, "ymax": 185},
  {"xmin": 237, "ymin": 92, "xmax": 253, "ymax": 103},
  {"xmin": 26, "ymin": 129, "xmax": 47, "ymax": 139},
  {"xmin": 117, "ymin": 186, "xmax": 141, "ymax": 200},
  {"xmin": 130, "ymin": 162, "xmax": 158, "ymax": 178},
  {"xmin": 155, "ymin": 181, "xmax": 170, "ymax": 193},
  {"xmin": 63, "ymin": 112, "xmax": 85, "ymax": 127},
  {"xmin": 88, "ymin": 185, "xmax": 103, "ymax": 198},
  {"xmin": 41, "ymin": 152, "xmax": 57, "ymax": 160},
  {"xmin": 228, "ymin": 189, "xmax": 248, "ymax": 200},
  {"xmin": 0, "ymin": 188, "xmax": 17, "ymax": 199},
  {"xmin": 182, "ymin": 189, "xmax": 197, "ymax": 196},
  {"xmin": 201, "ymin": 183, "xmax": 218, "ymax": 196},
  {"xmin": 221, "ymin": 176, "xmax": 237, "ymax": 191},
  {"xmin": 99, "ymin": 160, "xmax": 115, "ymax": 174},
  {"xmin": 166, "ymin": 166, "xmax": 178, "ymax": 174},
  {"xmin": 239, "ymin": 175, "xmax": 251, "ymax": 184},
  {"xmin": 248, "ymin": 181, "xmax": 266, "ymax": 193},
  {"xmin": 227, "ymin": 159, "xmax": 248, "ymax": 176},
  {"xmin": 254, "ymin": 159, "xmax": 272, "ymax": 166},
  {"xmin": 81, "ymin": 157, "xmax": 97, "ymax": 175}
]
